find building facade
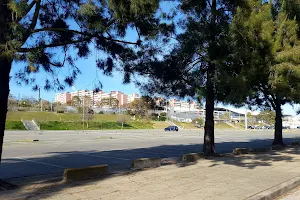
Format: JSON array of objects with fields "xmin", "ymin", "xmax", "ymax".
[
  {"xmin": 127, "ymin": 93, "xmax": 141, "ymax": 104},
  {"xmin": 54, "ymin": 92, "xmax": 71, "ymax": 104},
  {"xmin": 56, "ymin": 90, "xmax": 130, "ymax": 107}
]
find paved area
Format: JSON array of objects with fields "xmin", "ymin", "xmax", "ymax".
[
  {"xmin": 2, "ymin": 147, "xmax": 300, "ymax": 200},
  {"xmin": 279, "ymin": 185, "xmax": 300, "ymax": 199},
  {"xmin": 1, "ymin": 129, "xmax": 300, "ymax": 180}
]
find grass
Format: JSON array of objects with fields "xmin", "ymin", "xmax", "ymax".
[
  {"xmin": 40, "ymin": 121, "xmax": 154, "ymax": 130},
  {"xmin": 6, "ymin": 111, "xmax": 131, "ymax": 122},
  {"xmin": 178, "ymin": 122, "xmax": 197, "ymax": 129},
  {"xmin": 215, "ymin": 122, "xmax": 232, "ymax": 129},
  {"xmin": 5, "ymin": 121, "xmax": 26, "ymax": 130},
  {"xmin": 153, "ymin": 121, "xmax": 170, "ymax": 129}
]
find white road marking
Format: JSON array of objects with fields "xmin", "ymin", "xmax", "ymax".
[{"xmin": 15, "ymin": 157, "xmax": 66, "ymax": 169}]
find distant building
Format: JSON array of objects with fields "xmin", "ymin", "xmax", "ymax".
[
  {"xmin": 57, "ymin": 90, "xmax": 129, "ymax": 107},
  {"xmin": 168, "ymin": 99, "xmax": 199, "ymax": 112},
  {"xmin": 283, "ymin": 115, "xmax": 300, "ymax": 128},
  {"xmin": 110, "ymin": 91, "xmax": 128, "ymax": 107},
  {"xmin": 128, "ymin": 93, "xmax": 141, "ymax": 103},
  {"xmin": 54, "ymin": 92, "xmax": 71, "ymax": 104}
]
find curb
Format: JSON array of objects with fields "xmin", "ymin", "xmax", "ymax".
[
  {"xmin": 131, "ymin": 158, "xmax": 161, "ymax": 169},
  {"xmin": 246, "ymin": 176, "xmax": 300, "ymax": 200},
  {"xmin": 63, "ymin": 165, "xmax": 108, "ymax": 182}
]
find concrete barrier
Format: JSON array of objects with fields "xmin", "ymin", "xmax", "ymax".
[
  {"xmin": 251, "ymin": 148, "xmax": 270, "ymax": 153},
  {"xmin": 291, "ymin": 141, "xmax": 300, "ymax": 146},
  {"xmin": 131, "ymin": 158, "xmax": 161, "ymax": 169},
  {"xmin": 63, "ymin": 165, "xmax": 108, "ymax": 182},
  {"xmin": 232, "ymin": 148, "xmax": 250, "ymax": 155},
  {"xmin": 180, "ymin": 153, "xmax": 205, "ymax": 162}
]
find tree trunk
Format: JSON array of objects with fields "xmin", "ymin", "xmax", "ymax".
[
  {"xmin": 272, "ymin": 97, "xmax": 284, "ymax": 146},
  {"xmin": 0, "ymin": 59, "xmax": 12, "ymax": 162},
  {"xmin": 203, "ymin": 0, "xmax": 217, "ymax": 155},
  {"xmin": 203, "ymin": 64, "xmax": 216, "ymax": 155},
  {"xmin": 0, "ymin": 1, "xmax": 12, "ymax": 163}
]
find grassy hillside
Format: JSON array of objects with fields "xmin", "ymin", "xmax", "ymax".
[
  {"xmin": 40, "ymin": 121, "xmax": 154, "ymax": 130},
  {"xmin": 6, "ymin": 111, "xmax": 131, "ymax": 122}
]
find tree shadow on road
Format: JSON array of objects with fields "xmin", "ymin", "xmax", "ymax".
[{"xmin": 1, "ymin": 137, "xmax": 300, "ymax": 199}]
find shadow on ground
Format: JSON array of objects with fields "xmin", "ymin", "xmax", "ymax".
[{"xmin": 1, "ymin": 137, "xmax": 300, "ymax": 199}]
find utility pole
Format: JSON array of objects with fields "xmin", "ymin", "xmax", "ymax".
[
  {"xmin": 38, "ymin": 88, "xmax": 42, "ymax": 112},
  {"xmin": 51, "ymin": 98, "xmax": 53, "ymax": 112},
  {"xmin": 245, "ymin": 110, "xmax": 248, "ymax": 130},
  {"xmin": 82, "ymin": 96, "xmax": 85, "ymax": 134}
]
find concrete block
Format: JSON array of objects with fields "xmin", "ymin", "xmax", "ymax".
[
  {"xmin": 271, "ymin": 145, "xmax": 286, "ymax": 150},
  {"xmin": 291, "ymin": 141, "xmax": 300, "ymax": 146},
  {"xmin": 251, "ymin": 148, "xmax": 270, "ymax": 154},
  {"xmin": 232, "ymin": 148, "xmax": 250, "ymax": 155},
  {"xmin": 131, "ymin": 158, "xmax": 161, "ymax": 169},
  {"xmin": 63, "ymin": 165, "xmax": 108, "ymax": 182},
  {"xmin": 180, "ymin": 153, "xmax": 205, "ymax": 162}
]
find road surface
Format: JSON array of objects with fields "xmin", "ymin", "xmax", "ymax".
[{"xmin": 1, "ymin": 129, "xmax": 300, "ymax": 180}]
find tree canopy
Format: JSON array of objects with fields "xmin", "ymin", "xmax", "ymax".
[{"xmin": 229, "ymin": 0, "xmax": 300, "ymax": 144}]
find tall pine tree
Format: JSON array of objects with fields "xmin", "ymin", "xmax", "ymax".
[
  {"xmin": 0, "ymin": 0, "xmax": 173, "ymax": 161},
  {"xmin": 133, "ymin": 0, "xmax": 246, "ymax": 155},
  {"xmin": 229, "ymin": 0, "xmax": 300, "ymax": 145}
]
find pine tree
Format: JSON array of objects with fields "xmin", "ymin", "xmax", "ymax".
[
  {"xmin": 229, "ymin": 0, "xmax": 300, "ymax": 145},
  {"xmin": 133, "ymin": 0, "xmax": 246, "ymax": 155},
  {"xmin": 0, "ymin": 0, "xmax": 173, "ymax": 161}
]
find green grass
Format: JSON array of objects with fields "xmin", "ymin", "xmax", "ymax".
[
  {"xmin": 5, "ymin": 121, "xmax": 26, "ymax": 130},
  {"xmin": 40, "ymin": 121, "xmax": 154, "ymax": 130},
  {"xmin": 6, "ymin": 111, "xmax": 131, "ymax": 122},
  {"xmin": 215, "ymin": 122, "xmax": 232, "ymax": 129}
]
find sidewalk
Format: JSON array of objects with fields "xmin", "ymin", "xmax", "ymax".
[{"xmin": 2, "ymin": 147, "xmax": 300, "ymax": 200}]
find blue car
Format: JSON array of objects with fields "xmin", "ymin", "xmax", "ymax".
[{"xmin": 164, "ymin": 126, "xmax": 179, "ymax": 131}]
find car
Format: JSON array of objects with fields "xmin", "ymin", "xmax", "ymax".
[
  {"xmin": 297, "ymin": 126, "xmax": 300, "ymax": 129},
  {"xmin": 283, "ymin": 126, "xmax": 291, "ymax": 129},
  {"xmin": 195, "ymin": 124, "xmax": 202, "ymax": 128},
  {"xmin": 247, "ymin": 126, "xmax": 254, "ymax": 129},
  {"xmin": 164, "ymin": 126, "xmax": 179, "ymax": 131}
]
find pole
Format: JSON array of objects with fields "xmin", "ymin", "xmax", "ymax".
[
  {"xmin": 82, "ymin": 97, "xmax": 85, "ymax": 134},
  {"xmin": 245, "ymin": 110, "xmax": 248, "ymax": 130},
  {"xmin": 51, "ymin": 99, "xmax": 53, "ymax": 112}
]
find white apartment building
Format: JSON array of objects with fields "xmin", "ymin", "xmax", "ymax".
[
  {"xmin": 128, "ymin": 93, "xmax": 140, "ymax": 103},
  {"xmin": 54, "ymin": 92, "xmax": 71, "ymax": 104}
]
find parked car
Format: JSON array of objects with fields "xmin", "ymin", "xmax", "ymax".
[
  {"xmin": 164, "ymin": 126, "xmax": 179, "ymax": 131},
  {"xmin": 297, "ymin": 126, "xmax": 300, "ymax": 129},
  {"xmin": 247, "ymin": 126, "xmax": 255, "ymax": 129},
  {"xmin": 283, "ymin": 126, "xmax": 291, "ymax": 129},
  {"xmin": 267, "ymin": 126, "xmax": 275, "ymax": 129},
  {"xmin": 195, "ymin": 124, "xmax": 202, "ymax": 128}
]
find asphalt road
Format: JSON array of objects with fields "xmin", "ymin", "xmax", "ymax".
[{"xmin": 1, "ymin": 129, "xmax": 300, "ymax": 180}]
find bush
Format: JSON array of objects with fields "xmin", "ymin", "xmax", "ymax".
[
  {"xmin": 17, "ymin": 108, "xmax": 26, "ymax": 112},
  {"xmin": 98, "ymin": 111, "xmax": 104, "ymax": 114},
  {"xmin": 158, "ymin": 116, "xmax": 166, "ymax": 121},
  {"xmin": 6, "ymin": 121, "xmax": 26, "ymax": 130},
  {"xmin": 57, "ymin": 110, "xmax": 64, "ymax": 113},
  {"xmin": 160, "ymin": 112, "xmax": 167, "ymax": 117}
]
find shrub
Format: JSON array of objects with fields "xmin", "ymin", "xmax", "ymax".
[
  {"xmin": 159, "ymin": 116, "xmax": 166, "ymax": 121},
  {"xmin": 57, "ymin": 110, "xmax": 64, "ymax": 113},
  {"xmin": 160, "ymin": 112, "xmax": 167, "ymax": 117},
  {"xmin": 98, "ymin": 111, "xmax": 104, "ymax": 114}
]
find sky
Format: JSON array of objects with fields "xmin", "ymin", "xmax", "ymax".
[{"xmin": 8, "ymin": 1, "xmax": 300, "ymax": 116}]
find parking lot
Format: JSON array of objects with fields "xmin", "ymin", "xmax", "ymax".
[{"xmin": 1, "ymin": 129, "xmax": 300, "ymax": 180}]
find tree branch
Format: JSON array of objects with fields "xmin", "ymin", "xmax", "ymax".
[
  {"xmin": 18, "ymin": 0, "xmax": 37, "ymax": 22},
  {"xmin": 29, "ymin": 0, "xmax": 41, "ymax": 31},
  {"xmin": 32, "ymin": 28, "xmax": 139, "ymax": 45},
  {"xmin": 19, "ymin": 37, "xmax": 91, "ymax": 52}
]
